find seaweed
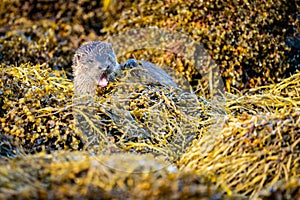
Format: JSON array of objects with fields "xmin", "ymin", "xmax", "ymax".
[
  {"xmin": 0, "ymin": 0, "xmax": 299, "ymax": 199},
  {"xmin": 0, "ymin": 151, "xmax": 233, "ymax": 200},
  {"xmin": 179, "ymin": 72, "xmax": 300, "ymax": 198},
  {"xmin": 104, "ymin": 0, "xmax": 299, "ymax": 93}
]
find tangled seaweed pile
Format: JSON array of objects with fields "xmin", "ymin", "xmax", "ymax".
[
  {"xmin": 0, "ymin": 152, "xmax": 230, "ymax": 199},
  {"xmin": 179, "ymin": 72, "xmax": 300, "ymax": 199},
  {"xmin": 0, "ymin": 0, "xmax": 134, "ymax": 74},
  {"xmin": 0, "ymin": 0, "xmax": 300, "ymax": 199},
  {"xmin": 0, "ymin": 64, "xmax": 299, "ymax": 198},
  {"xmin": 0, "ymin": 63, "xmax": 229, "ymax": 199},
  {"xmin": 105, "ymin": 0, "xmax": 299, "ymax": 93},
  {"xmin": 1, "ymin": 0, "xmax": 298, "ymax": 92},
  {"xmin": 0, "ymin": 63, "xmax": 79, "ymax": 153},
  {"xmin": 0, "ymin": 62, "xmax": 216, "ymax": 158}
]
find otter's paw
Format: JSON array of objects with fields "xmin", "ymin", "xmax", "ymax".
[{"xmin": 121, "ymin": 59, "xmax": 138, "ymax": 70}]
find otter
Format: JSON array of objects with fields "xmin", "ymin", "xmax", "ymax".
[
  {"xmin": 72, "ymin": 41, "xmax": 120, "ymax": 95},
  {"xmin": 72, "ymin": 41, "xmax": 176, "ymax": 96}
]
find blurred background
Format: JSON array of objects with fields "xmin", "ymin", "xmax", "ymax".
[{"xmin": 0, "ymin": 0, "xmax": 299, "ymax": 93}]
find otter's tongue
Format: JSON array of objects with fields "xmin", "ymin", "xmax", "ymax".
[{"xmin": 98, "ymin": 77, "xmax": 108, "ymax": 88}]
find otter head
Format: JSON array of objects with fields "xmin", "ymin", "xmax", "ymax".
[{"xmin": 72, "ymin": 41, "xmax": 120, "ymax": 96}]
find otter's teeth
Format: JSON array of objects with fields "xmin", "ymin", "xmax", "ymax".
[{"xmin": 98, "ymin": 77, "xmax": 108, "ymax": 88}]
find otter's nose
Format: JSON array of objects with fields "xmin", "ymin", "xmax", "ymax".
[{"xmin": 105, "ymin": 65, "xmax": 113, "ymax": 73}]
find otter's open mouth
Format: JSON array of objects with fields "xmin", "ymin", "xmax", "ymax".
[{"xmin": 98, "ymin": 75, "xmax": 109, "ymax": 88}]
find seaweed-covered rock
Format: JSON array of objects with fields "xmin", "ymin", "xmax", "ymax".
[
  {"xmin": 104, "ymin": 0, "xmax": 299, "ymax": 93},
  {"xmin": 0, "ymin": 151, "xmax": 231, "ymax": 200},
  {"xmin": 258, "ymin": 177, "xmax": 300, "ymax": 200},
  {"xmin": 2, "ymin": 62, "xmax": 299, "ymax": 199},
  {"xmin": 0, "ymin": 1, "xmax": 299, "ymax": 199},
  {"xmin": 0, "ymin": 0, "xmax": 133, "ymax": 35},
  {"xmin": 71, "ymin": 63, "xmax": 219, "ymax": 159},
  {"xmin": 0, "ymin": 62, "xmax": 218, "ymax": 160},
  {"xmin": 0, "ymin": 63, "xmax": 79, "ymax": 153},
  {"xmin": 0, "ymin": 0, "xmax": 133, "ymax": 74},
  {"xmin": 0, "ymin": 19, "xmax": 83, "ymax": 73},
  {"xmin": 2, "ymin": 0, "xmax": 299, "ymax": 93},
  {"xmin": 178, "ymin": 72, "xmax": 300, "ymax": 198}
]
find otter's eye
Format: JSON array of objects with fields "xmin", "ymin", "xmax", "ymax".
[{"xmin": 98, "ymin": 65, "xmax": 105, "ymax": 70}]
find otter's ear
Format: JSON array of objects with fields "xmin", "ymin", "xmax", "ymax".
[{"xmin": 73, "ymin": 54, "xmax": 81, "ymax": 66}]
